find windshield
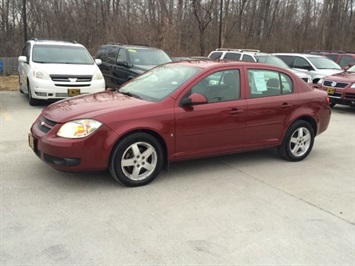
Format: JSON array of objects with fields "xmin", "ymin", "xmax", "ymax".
[
  {"xmin": 128, "ymin": 49, "xmax": 172, "ymax": 65},
  {"xmin": 308, "ymin": 56, "xmax": 342, "ymax": 69},
  {"xmin": 256, "ymin": 55, "xmax": 290, "ymax": 69},
  {"xmin": 119, "ymin": 64, "xmax": 202, "ymax": 101},
  {"xmin": 32, "ymin": 45, "xmax": 94, "ymax": 64}
]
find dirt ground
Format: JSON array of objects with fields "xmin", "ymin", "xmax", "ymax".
[{"xmin": 0, "ymin": 75, "xmax": 18, "ymax": 91}]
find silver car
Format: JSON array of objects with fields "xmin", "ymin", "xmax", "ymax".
[{"xmin": 274, "ymin": 53, "xmax": 343, "ymax": 84}]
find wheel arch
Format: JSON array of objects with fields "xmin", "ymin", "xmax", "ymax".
[
  {"xmin": 291, "ymin": 116, "xmax": 317, "ymax": 134},
  {"xmin": 109, "ymin": 129, "xmax": 168, "ymax": 168}
]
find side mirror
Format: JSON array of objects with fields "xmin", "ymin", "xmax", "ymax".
[
  {"xmin": 181, "ymin": 93, "xmax": 208, "ymax": 107},
  {"xmin": 18, "ymin": 56, "xmax": 27, "ymax": 63},
  {"xmin": 95, "ymin": 59, "xmax": 102, "ymax": 65}
]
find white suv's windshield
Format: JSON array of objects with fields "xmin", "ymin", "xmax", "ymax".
[
  {"xmin": 308, "ymin": 56, "xmax": 342, "ymax": 70},
  {"xmin": 32, "ymin": 45, "xmax": 94, "ymax": 64},
  {"xmin": 119, "ymin": 64, "xmax": 202, "ymax": 101},
  {"xmin": 128, "ymin": 49, "xmax": 172, "ymax": 65}
]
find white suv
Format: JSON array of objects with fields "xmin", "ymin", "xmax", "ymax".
[
  {"xmin": 18, "ymin": 39, "xmax": 105, "ymax": 106},
  {"xmin": 208, "ymin": 48, "xmax": 258, "ymax": 62}
]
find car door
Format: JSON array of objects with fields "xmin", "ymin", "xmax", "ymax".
[
  {"xmin": 174, "ymin": 69, "xmax": 247, "ymax": 159},
  {"xmin": 245, "ymin": 68, "xmax": 299, "ymax": 148}
]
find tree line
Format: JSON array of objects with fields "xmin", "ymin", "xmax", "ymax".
[{"xmin": 1, "ymin": 0, "xmax": 354, "ymax": 57}]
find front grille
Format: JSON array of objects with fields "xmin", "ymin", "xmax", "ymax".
[
  {"xmin": 323, "ymin": 80, "xmax": 349, "ymax": 88},
  {"xmin": 50, "ymin": 75, "xmax": 92, "ymax": 82},
  {"xmin": 38, "ymin": 116, "xmax": 57, "ymax": 133},
  {"xmin": 50, "ymin": 75, "xmax": 92, "ymax": 87}
]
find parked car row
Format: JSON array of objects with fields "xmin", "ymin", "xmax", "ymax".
[{"xmin": 18, "ymin": 39, "xmax": 354, "ymax": 109}]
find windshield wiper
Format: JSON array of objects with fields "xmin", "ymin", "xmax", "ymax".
[{"xmin": 119, "ymin": 91, "xmax": 142, "ymax": 99}]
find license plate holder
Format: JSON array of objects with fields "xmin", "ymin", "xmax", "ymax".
[
  {"xmin": 327, "ymin": 88, "xmax": 335, "ymax": 94},
  {"xmin": 68, "ymin": 88, "xmax": 81, "ymax": 97},
  {"xmin": 28, "ymin": 133, "xmax": 37, "ymax": 151}
]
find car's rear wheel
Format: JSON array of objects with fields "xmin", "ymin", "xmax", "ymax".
[
  {"xmin": 109, "ymin": 133, "xmax": 164, "ymax": 187},
  {"xmin": 278, "ymin": 120, "xmax": 314, "ymax": 162}
]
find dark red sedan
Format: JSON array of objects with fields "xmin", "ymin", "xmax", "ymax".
[
  {"xmin": 317, "ymin": 64, "xmax": 355, "ymax": 107},
  {"xmin": 28, "ymin": 60, "xmax": 331, "ymax": 186}
]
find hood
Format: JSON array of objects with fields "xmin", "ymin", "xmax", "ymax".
[
  {"xmin": 43, "ymin": 91, "xmax": 152, "ymax": 123},
  {"xmin": 323, "ymin": 71, "xmax": 355, "ymax": 82},
  {"xmin": 32, "ymin": 62, "xmax": 100, "ymax": 75},
  {"xmin": 314, "ymin": 69, "xmax": 344, "ymax": 77}
]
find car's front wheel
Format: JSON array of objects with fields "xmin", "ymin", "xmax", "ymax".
[
  {"xmin": 278, "ymin": 120, "xmax": 315, "ymax": 162},
  {"xmin": 109, "ymin": 133, "xmax": 164, "ymax": 187},
  {"xmin": 27, "ymin": 81, "xmax": 40, "ymax": 106}
]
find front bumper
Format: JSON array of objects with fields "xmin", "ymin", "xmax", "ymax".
[
  {"xmin": 29, "ymin": 77, "xmax": 105, "ymax": 100},
  {"xmin": 29, "ymin": 116, "xmax": 118, "ymax": 172}
]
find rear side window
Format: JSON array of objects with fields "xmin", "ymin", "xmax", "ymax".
[
  {"xmin": 248, "ymin": 69, "xmax": 293, "ymax": 98},
  {"xmin": 223, "ymin": 52, "xmax": 241, "ymax": 60},
  {"xmin": 209, "ymin": 52, "xmax": 223, "ymax": 59}
]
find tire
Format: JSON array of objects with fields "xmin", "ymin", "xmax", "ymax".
[
  {"xmin": 278, "ymin": 120, "xmax": 315, "ymax": 162},
  {"xmin": 27, "ymin": 81, "xmax": 39, "ymax": 106},
  {"xmin": 109, "ymin": 133, "xmax": 164, "ymax": 187}
]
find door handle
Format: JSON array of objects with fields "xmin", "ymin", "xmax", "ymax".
[
  {"xmin": 281, "ymin": 102, "xmax": 293, "ymax": 108},
  {"xmin": 229, "ymin": 108, "xmax": 244, "ymax": 115}
]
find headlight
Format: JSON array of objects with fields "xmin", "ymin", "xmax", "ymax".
[
  {"xmin": 32, "ymin": 68, "xmax": 50, "ymax": 80},
  {"xmin": 57, "ymin": 119, "xmax": 102, "ymax": 138},
  {"xmin": 317, "ymin": 78, "xmax": 323, "ymax": 85},
  {"xmin": 93, "ymin": 70, "xmax": 104, "ymax": 80},
  {"xmin": 351, "ymin": 83, "xmax": 355, "ymax": 88}
]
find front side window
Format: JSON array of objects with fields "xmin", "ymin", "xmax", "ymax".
[
  {"xmin": 241, "ymin": 54, "xmax": 255, "ymax": 62},
  {"xmin": 190, "ymin": 69, "xmax": 241, "ymax": 103},
  {"xmin": 32, "ymin": 45, "xmax": 94, "ymax": 64},
  {"xmin": 248, "ymin": 69, "xmax": 293, "ymax": 98},
  {"xmin": 293, "ymin": 57, "xmax": 312, "ymax": 69},
  {"xmin": 127, "ymin": 49, "xmax": 171, "ymax": 65}
]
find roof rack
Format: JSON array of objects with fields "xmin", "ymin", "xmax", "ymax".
[
  {"xmin": 216, "ymin": 48, "xmax": 260, "ymax": 53},
  {"xmin": 30, "ymin": 38, "xmax": 77, "ymax": 44}
]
